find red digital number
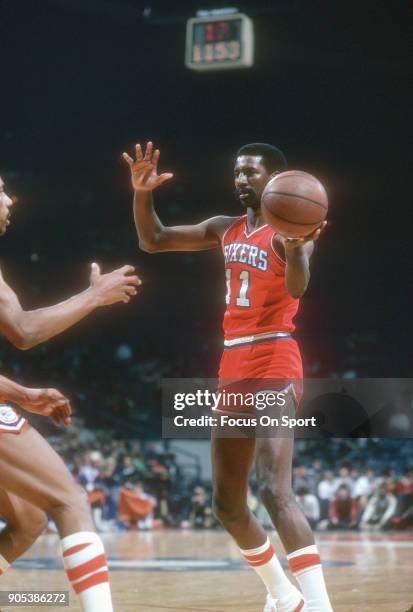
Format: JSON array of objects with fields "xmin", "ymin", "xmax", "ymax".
[
  {"xmin": 216, "ymin": 21, "xmax": 229, "ymax": 41},
  {"xmin": 205, "ymin": 23, "xmax": 215, "ymax": 43}
]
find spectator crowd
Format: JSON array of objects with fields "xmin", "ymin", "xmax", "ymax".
[
  {"xmin": 17, "ymin": 428, "xmax": 411, "ymax": 535},
  {"xmin": 292, "ymin": 462, "xmax": 413, "ymax": 532},
  {"xmin": 40, "ymin": 424, "xmax": 214, "ymax": 533}
]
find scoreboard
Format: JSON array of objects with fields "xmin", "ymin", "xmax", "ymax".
[{"xmin": 185, "ymin": 13, "xmax": 254, "ymax": 71}]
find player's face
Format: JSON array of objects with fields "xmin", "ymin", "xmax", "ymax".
[
  {"xmin": 234, "ymin": 155, "xmax": 271, "ymax": 210},
  {"xmin": 0, "ymin": 177, "xmax": 14, "ymax": 235}
]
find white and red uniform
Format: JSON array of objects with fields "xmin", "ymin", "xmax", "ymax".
[
  {"xmin": 218, "ymin": 216, "xmax": 303, "ymax": 404},
  {"xmin": 0, "ymin": 404, "xmax": 27, "ymax": 434}
]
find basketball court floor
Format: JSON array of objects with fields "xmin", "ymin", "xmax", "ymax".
[{"xmin": 1, "ymin": 530, "xmax": 412, "ymax": 611}]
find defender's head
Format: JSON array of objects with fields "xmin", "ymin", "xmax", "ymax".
[
  {"xmin": 234, "ymin": 143, "xmax": 287, "ymax": 210},
  {"xmin": 0, "ymin": 176, "xmax": 14, "ymax": 235}
]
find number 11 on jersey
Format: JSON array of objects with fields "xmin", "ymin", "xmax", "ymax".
[{"xmin": 225, "ymin": 269, "xmax": 251, "ymax": 307}]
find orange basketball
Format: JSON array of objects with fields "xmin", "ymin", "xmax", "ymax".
[{"xmin": 261, "ymin": 171, "xmax": 328, "ymax": 237}]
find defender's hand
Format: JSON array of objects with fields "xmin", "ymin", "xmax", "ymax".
[
  {"xmin": 20, "ymin": 388, "xmax": 72, "ymax": 426},
  {"xmin": 122, "ymin": 141, "xmax": 173, "ymax": 192},
  {"xmin": 89, "ymin": 263, "xmax": 142, "ymax": 306},
  {"xmin": 280, "ymin": 221, "xmax": 327, "ymax": 253}
]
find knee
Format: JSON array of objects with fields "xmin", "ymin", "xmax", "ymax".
[{"xmin": 212, "ymin": 492, "xmax": 248, "ymax": 526}]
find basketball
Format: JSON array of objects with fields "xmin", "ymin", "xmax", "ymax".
[{"xmin": 261, "ymin": 171, "xmax": 328, "ymax": 237}]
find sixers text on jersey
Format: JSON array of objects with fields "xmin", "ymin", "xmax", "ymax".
[{"xmin": 223, "ymin": 242, "xmax": 268, "ymax": 271}]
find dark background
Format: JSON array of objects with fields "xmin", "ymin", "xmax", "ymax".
[{"xmin": 0, "ymin": 0, "xmax": 411, "ymax": 434}]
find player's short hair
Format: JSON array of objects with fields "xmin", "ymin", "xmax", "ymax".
[{"xmin": 236, "ymin": 143, "xmax": 287, "ymax": 173}]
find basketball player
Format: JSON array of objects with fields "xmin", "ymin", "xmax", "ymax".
[
  {"xmin": 123, "ymin": 142, "xmax": 332, "ymax": 612},
  {"xmin": 0, "ymin": 175, "xmax": 141, "ymax": 611}
]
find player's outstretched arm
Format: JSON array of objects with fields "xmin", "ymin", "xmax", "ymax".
[
  {"xmin": 276, "ymin": 222, "xmax": 326, "ymax": 298},
  {"xmin": 0, "ymin": 263, "xmax": 141, "ymax": 350},
  {"xmin": 123, "ymin": 142, "xmax": 234, "ymax": 252},
  {"xmin": 0, "ymin": 374, "xmax": 72, "ymax": 426}
]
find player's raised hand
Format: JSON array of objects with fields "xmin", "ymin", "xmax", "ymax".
[
  {"xmin": 281, "ymin": 220, "xmax": 327, "ymax": 252},
  {"xmin": 20, "ymin": 387, "xmax": 72, "ymax": 426},
  {"xmin": 89, "ymin": 262, "xmax": 142, "ymax": 306},
  {"xmin": 122, "ymin": 141, "xmax": 173, "ymax": 192}
]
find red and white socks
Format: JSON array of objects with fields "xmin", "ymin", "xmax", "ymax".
[
  {"xmin": 61, "ymin": 531, "xmax": 113, "ymax": 612},
  {"xmin": 287, "ymin": 545, "xmax": 333, "ymax": 612},
  {"xmin": 240, "ymin": 537, "xmax": 304, "ymax": 612},
  {"xmin": 0, "ymin": 554, "xmax": 10, "ymax": 577}
]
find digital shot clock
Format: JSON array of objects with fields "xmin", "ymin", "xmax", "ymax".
[{"xmin": 185, "ymin": 13, "xmax": 254, "ymax": 71}]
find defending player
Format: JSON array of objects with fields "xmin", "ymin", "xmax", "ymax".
[
  {"xmin": 124, "ymin": 142, "xmax": 333, "ymax": 612},
  {"xmin": 0, "ymin": 175, "xmax": 141, "ymax": 611}
]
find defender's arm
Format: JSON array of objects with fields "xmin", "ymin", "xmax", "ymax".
[
  {"xmin": 0, "ymin": 263, "xmax": 140, "ymax": 350},
  {"xmin": 0, "ymin": 374, "xmax": 72, "ymax": 426}
]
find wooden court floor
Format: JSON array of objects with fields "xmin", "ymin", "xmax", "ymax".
[{"xmin": 0, "ymin": 530, "xmax": 412, "ymax": 612}]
